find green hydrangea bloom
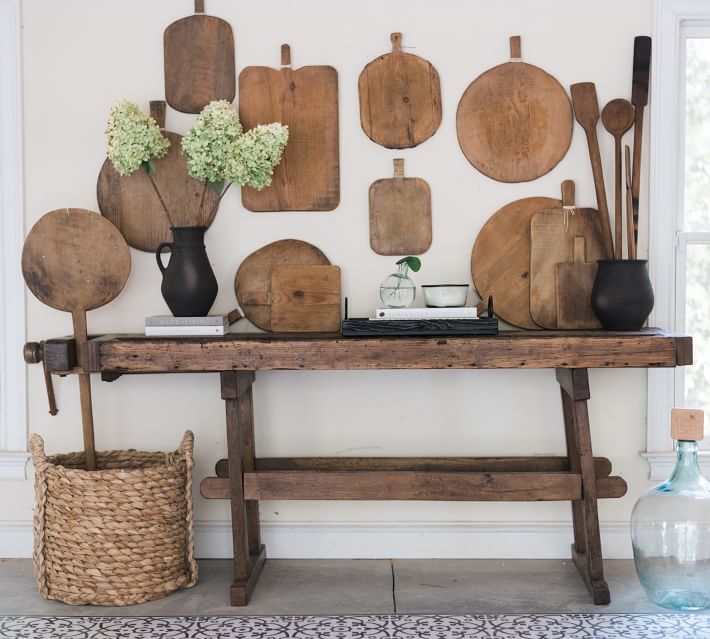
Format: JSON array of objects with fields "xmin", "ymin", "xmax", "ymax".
[
  {"xmin": 181, "ymin": 100, "xmax": 243, "ymax": 183},
  {"xmin": 226, "ymin": 123, "xmax": 289, "ymax": 190},
  {"xmin": 106, "ymin": 101, "xmax": 169, "ymax": 176}
]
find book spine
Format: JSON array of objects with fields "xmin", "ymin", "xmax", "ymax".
[
  {"xmin": 145, "ymin": 326, "xmax": 226, "ymax": 336},
  {"xmin": 145, "ymin": 315, "xmax": 228, "ymax": 327},
  {"xmin": 374, "ymin": 308, "xmax": 477, "ymax": 320}
]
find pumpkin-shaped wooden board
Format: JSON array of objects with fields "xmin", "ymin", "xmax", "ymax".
[
  {"xmin": 359, "ymin": 32, "xmax": 442, "ymax": 149},
  {"xmin": 471, "ymin": 196, "xmax": 560, "ymax": 329},
  {"xmin": 97, "ymin": 101, "xmax": 220, "ymax": 252},
  {"xmin": 235, "ymin": 239, "xmax": 330, "ymax": 331},
  {"xmin": 456, "ymin": 36, "xmax": 573, "ymax": 183},
  {"xmin": 163, "ymin": 0, "xmax": 235, "ymax": 113}
]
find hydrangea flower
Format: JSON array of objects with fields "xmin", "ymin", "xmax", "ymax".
[
  {"xmin": 106, "ymin": 101, "xmax": 169, "ymax": 176},
  {"xmin": 181, "ymin": 100, "xmax": 243, "ymax": 185},
  {"xmin": 226, "ymin": 123, "xmax": 289, "ymax": 190}
]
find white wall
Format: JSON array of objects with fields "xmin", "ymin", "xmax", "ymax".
[{"xmin": 2, "ymin": 0, "xmax": 654, "ymax": 557}]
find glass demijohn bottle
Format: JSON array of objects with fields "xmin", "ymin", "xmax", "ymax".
[
  {"xmin": 379, "ymin": 260, "xmax": 416, "ymax": 309},
  {"xmin": 631, "ymin": 408, "xmax": 710, "ymax": 610}
]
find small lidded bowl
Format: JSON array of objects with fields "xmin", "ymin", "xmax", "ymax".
[{"xmin": 422, "ymin": 284, "xmax": 469, "ymax": 308}]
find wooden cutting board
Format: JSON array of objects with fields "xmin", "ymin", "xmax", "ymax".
[
  {"xmin": 556, "ymin": 236, "xmax": 601, "ymax": 330},
  {"xmin": 369, "ymin": 159, "xmax": 432, "ymax": 256},
  {"xmin": 456, "ymin": 36, "xmax": 573, "ymax": 183},
  {"xmin": 163, "ymin": 0, "xmax": 235, "ymax": 113},
  {"xmin": 271, "ymin": 265, "xmax": 341, "ymax": 333},
  {"xmin": 358, "ymin": 32, "xmax": 442, "ymax": 149},
  {"xmin": 239, "ymin": 45, "xmax": 339, "ymax": 211},
  {"xmin": 234, "ymin": 239, "xmax": 331, "ymax": 330},
  {"xmin": 529, "ymin": 181, "xmax": 607, "ymax": 329},
  {"xmin": 97, "ymin": 100, "xmax": 220, "ymax": 252},
  {"xmin": 471, "ymin": 196, "xmax": 560, "ymax": 329}
]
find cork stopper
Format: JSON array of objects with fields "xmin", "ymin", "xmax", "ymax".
[{"xmin": 671, "ymin": 408, "xmax": 705, "ymax": 441}]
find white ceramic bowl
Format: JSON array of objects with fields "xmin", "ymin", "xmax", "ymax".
[{"xmin": 422, "ymin": 284, "xmax": 469, "ymax": 308}]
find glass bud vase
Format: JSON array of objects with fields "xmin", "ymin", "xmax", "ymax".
[
  {"xmin": 631, "ymin": 408, "xmax": 710, "ymax": 610},
  {"xmin": 379, "ymin": 261, "xmax": 416, "ymax": 308}
]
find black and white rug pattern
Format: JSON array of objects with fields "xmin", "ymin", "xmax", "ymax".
[{"xmin": 3, "ymin": 614, "xmax": 710, "ymax": 639}]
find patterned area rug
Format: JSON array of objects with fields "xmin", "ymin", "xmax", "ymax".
[{"xmin": 2, "ymin": 614, "xmax": 710, "ymax": 638}]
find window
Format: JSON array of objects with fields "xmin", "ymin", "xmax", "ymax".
[
  {"xmin": 646, "ymin": 1, "xmax": 710, "ymax": 479},
  {"xmin": 0, "ymin": 0, "xmax": 27, "ymax": 479}
]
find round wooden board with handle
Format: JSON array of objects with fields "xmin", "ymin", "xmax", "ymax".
[
  {"xmin": 358, "ymin": 32, "xmax": 442, "ymax": 149},
  {"xmin": 97, "ymin": 101, "xmax": 220, "ymax": 253},
  {"xmin": 471, "ymin": 196, "xmax": 560, "ymax": 329},
  {"xmin": 456, "ymin": 36, "xmax": 572, "ymax": 183},
  {"xmin": 235, "ymin": 239, "xmax": 330, "ymax": 331}
]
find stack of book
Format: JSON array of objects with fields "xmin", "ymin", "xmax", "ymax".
[
  {"xmin": 145, "ymin": 315, "xmax": 229, "ymax": 336},
  {"xmin": 373, "ymin": 307, "xmax": 477, "ymax": 320}
]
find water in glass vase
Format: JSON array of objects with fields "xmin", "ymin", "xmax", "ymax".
[{"xmin": 379, "ymin": 261, "xmax": 416, "ymax": 308}]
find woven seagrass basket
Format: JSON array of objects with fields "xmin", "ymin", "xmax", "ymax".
[{"xmin": 29, "ymin": 431, "xmax": 198, "ymax": 606}]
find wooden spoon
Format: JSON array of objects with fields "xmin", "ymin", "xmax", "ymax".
[
  {"xmin": 570, "ymin": 83, "xmax": 614, "ymax": 259},
  {"xmin": 22, "ymin": 209, "xmax": 131, "ymax": 469},
  {"xmin": 601, "ymin": 99, "xmax": 635, "ymax": 259}
]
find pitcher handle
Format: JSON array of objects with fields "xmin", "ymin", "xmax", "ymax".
[{"xmin": 156, "ymin": 242, "xmax": 172, "ymax": 274}]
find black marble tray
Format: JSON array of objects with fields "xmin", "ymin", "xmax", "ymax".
[{"xmin": 341, "ymin": 317, "xmax": 498, "ymax": 337}]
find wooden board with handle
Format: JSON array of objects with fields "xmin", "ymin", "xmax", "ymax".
[
  {"xmin": 163, "ymin": 0, "xmax": 235, "ymax": 113},
  {"xmin": 556, "ymin": 236, "xmax": 601, "ymax": 330},
  {"xmin": 97, "ymin": 100, "xmax": 220, "ymax": 252},
  {"xmin": 239, "ymin": 45, "xmax": 339, "ymax": 211},
  {"xmin": 456, "ymin": 36, "xmax": 573, "ymax": 183},
  {"xmin": 358, "ymin": 32, "xmax": 442, "ymax": 149},
  {"xmin": 631, "ymin": 36, "xmax": 651, "ymax": 255},
  {"xmin": 369, "ymin": 158, "xmax": 432, "ymax": 256},
  {"xmin": 529, "ymin": 181, "xmax": 606, "ymax": 329},
  {"xmin": 21, "ymin": 209, "xmax": 131, "ymax": 469},
  {"xmin": 235, "ymin": 239, "xmax": 331, "ymax": 331},
  {"xmin": 471, "ymin": 196, "xmax": 560, "ymax": 329},
  {"xmin": 270, "ymin": 265, "xmax": 341, "ymax": 333}
]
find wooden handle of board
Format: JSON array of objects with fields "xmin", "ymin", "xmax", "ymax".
[
  {"xmin": 72, "ymin": 310, "xmax": 96, "ymax": 471},
  {"xmin": 613, "ymin": 132, "xmax": 623, "ymax": 259},
  {"xmin": 281, "ymin": 44, "xmax": 291, "ymax": 67},
  {"xmin": 561, "ymin": 180, "xmax": 575, "ymax": 207},
  {"xmin": 391, "ymin": 32, "xmax": 402, "ymax": 53},
  {"xmin": 195, "ymin": 0, "xmax": 205, "ymax": 13},
  {"xmin": 625, "ymin": 144, "xmax": 635, "ymax": 259},
  {"xmin": 393, "ymin": 158, "xmax": 405, "ymax": 178},
  {"xmin": 631, "ymin": 106, "xmax": 644, "ymax": 256},
  {"xmin": 149, "ymin": 100, "xmax": 166, "ymax": 129},
  {"xmin": 509, "ymin": 35, "xmax": 522, "ymax": 59}
]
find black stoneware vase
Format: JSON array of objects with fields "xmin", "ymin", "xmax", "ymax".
[
  {"xmin": 591, "ymin": 259, "xmax": 654, "ymax": 331},
  {"xmin": 156, "ymin": 226, "xmax": 218, "ymax": 317}
]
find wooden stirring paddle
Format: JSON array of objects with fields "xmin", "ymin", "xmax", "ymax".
[
  {"xmin": 602, "ymin": 99, "xmax": 635, "ymax": 259},
  {"xmin": 22, "ymin": 209, "xmax": 131, "ymax": 469}
]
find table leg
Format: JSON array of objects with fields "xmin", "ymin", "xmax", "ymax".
[
  {"xmin": 222, "ymin": 370, "xmax": 266, "ymax": 606},
  {"xmin": 557, "ymin": 368, "xmax": 610, "ymax": 605}
]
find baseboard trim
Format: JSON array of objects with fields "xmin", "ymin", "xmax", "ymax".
[
  {"xmin": 1, "ymin": 520, "xmax": 633, "ymax": 560},
  {"xmin": 0, "ymin": 452, "xmax": 29, "ymax": 480}
]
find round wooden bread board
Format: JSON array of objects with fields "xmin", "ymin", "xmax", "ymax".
[
  {"xmin": 235, "ymin": 239, "xmax": 330, "ymax": 331},
  {"xmin": 471, "ymin": 196, "xmax": 560, "ymax": 329},
  {"xmin": 97, "ymin": 101, "xmax": 220, "ymax": 253},
  {"xmin": 22, "ymin": 208, "xmax": 131, "ymax": 314},
  {"xmin": 456, "ymin": 36, "xmax": 572, "ymax": 183}
]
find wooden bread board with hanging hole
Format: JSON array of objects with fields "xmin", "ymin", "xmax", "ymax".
[
  {"xmin": 456, "ymin": 35, "xmax": 573, "ymax": 183},
  {"xmin": 358, "ymin": 32, "xmax": 442, "ymax": 149},
  {"xmin": 235, "ymin": 239, "xmax": 332, "ymax": 331},
  {"xmin": 529, "ymin": 181, "xmax": 606, "ymax": 329},
  {"xmin": 163, "ymin": 0, "xmax": 236, "ymax": 113},
  {"xmin": 369, "ymin": 159, "xmax": 432, "ymax": 256},
  {"xmin": 556, "ymin": 236, "xmax": 601, "ymax": 330},
  {"xmin": 471, "ymin": 196, "xmax": 561, "ymax": 329},
  {"xmin": 97, "ymin": 100, "xmax": 220, "ymax": 252},
  {"xmin": 270, "ymin": 265, "xmax": 341, "ymax": 333},
  {"xmin": 239, "ymin": 44, "xmax": 339, "ymax": 211}
]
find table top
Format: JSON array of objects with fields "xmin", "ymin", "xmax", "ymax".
[{"xmin": 77, "ymin": 329, "xmax": 692, "ymax": 373}]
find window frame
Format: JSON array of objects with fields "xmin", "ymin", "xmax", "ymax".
[
  {"xmin": 0, "ymin": 0, "xmax": 27, "ymax": 480},
  {"xmin": 645, "ymin": 0, "xmax": 710, "ymax": 479}
]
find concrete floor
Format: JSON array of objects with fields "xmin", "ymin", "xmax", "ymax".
[{"xmin": 0, "ymin": 558, "xmax": 671, "ymax": 616}]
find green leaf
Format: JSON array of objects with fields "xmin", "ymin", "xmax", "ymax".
[
  {"xmin": 396, "ymin": 256, "xmax": 422, "ymax": 272},
  {"xmin": 208, "ymin": 179, "xmax": 225, "ymax": 193},
  {"xmin": 142, "ymin": 159, "xmax": 156, "ymax": 174}
]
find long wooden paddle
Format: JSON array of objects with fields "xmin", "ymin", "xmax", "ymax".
[
  {"xmin": 570, "ymin": 83, "xmax": 614, "ymax": 258},
  {"xmin": 22, "ymin": 209, "xmax": 131, "ymax": 469},
  {"xmin": 631, "ymin": 36, "xmax": 651, "ymax": 255}
]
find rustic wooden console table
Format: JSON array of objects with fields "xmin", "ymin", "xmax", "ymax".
[{"xmin": 38, "ymin": 329, "xmax": 691, "ymax": 606}]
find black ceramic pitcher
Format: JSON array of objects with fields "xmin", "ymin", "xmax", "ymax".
[
  {"xmin": 156, "ymin": 226, "xmax": 218, "ymax": 317},
  {"xmin": 591, "ymin": 259, "xmax": 654, "ymax": 331}
]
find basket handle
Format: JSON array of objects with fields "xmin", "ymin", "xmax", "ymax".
[
  {"xmin": 179, "ymin": 430, "xmax": 194, "ymax": 467},
  {"xmin": 29, "ymin": 434, "xmax": 49, "ymax": 471}
]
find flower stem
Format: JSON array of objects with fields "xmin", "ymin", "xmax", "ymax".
[
  {"xmin": 147, "ymin": 173, "xmax": 175, "ymax": 227},
  {"xmin": 203, "ymin": 182, "xmax": 232, "ymax": 223},
  {"xmin": 198, "ymin": 180, "xmax": 208, "ymax": 227}
]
